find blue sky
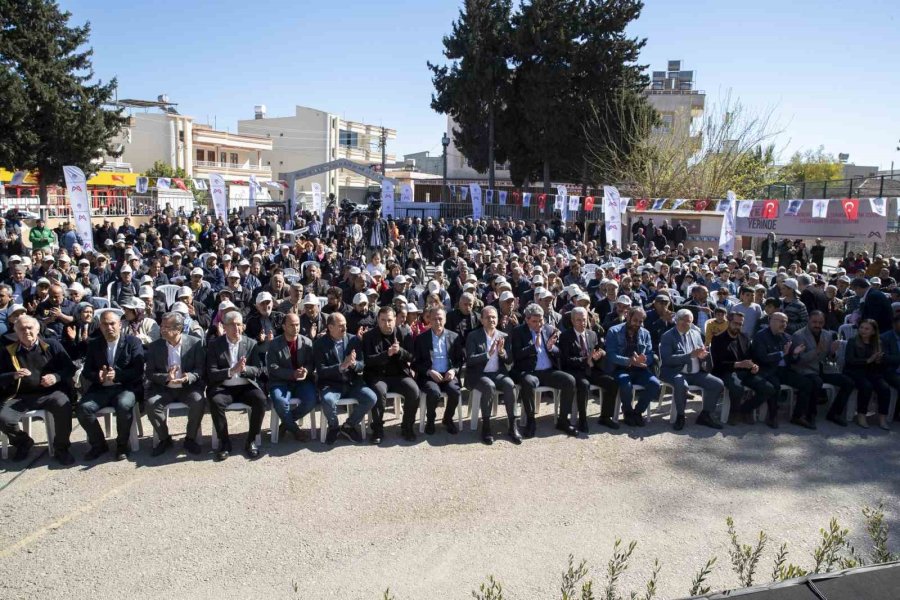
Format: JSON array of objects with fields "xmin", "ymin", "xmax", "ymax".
[{"xmin": 63, "ymin": 0, "xmax": 900, "ymax": 170}]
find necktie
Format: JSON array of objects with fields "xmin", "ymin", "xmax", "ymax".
[{"xmin": 580, "ymin": 334, "xmax": 589, "ymax": 357}]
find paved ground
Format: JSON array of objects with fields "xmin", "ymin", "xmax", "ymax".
[{"xmin": 1, "ymin": 400, "xmax": 898, "ymax": 600}]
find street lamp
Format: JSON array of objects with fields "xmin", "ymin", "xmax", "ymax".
[{"xmin": 441, "ymin": 132, "xmax": 450, "ymax": 203}]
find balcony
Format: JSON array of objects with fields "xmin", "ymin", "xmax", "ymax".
[{"xmin": 193, "ymin": 160, "xmax": 272, "ymax": 176}]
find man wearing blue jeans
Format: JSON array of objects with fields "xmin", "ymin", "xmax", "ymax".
[
  {"xmin": 267, "ymin": 313, "xmax": 318, "ymax": 440},
  {"xmin": 605, "ymin": 307, "xmax": 661, "ymax": 427},
  {"xmin": 312, "ymin": 312, "xmax": 377, "ymax": 444}
]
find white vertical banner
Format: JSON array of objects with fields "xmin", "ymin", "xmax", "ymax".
[
  {"xmin": 209, "ymin": 173, "xmax": 228, "ymax": 220},
  {"xmin": 869, "ymin": 197, "xmax": 887, "ymax": 217},
  {"xmin": 459, "ymin": 186, "xmax": 468, "ymax": 202},
  {"xmin": 620, "ymin": 197, "xmax": 631, "ymax": 213},
  {"xmin": 522, "ymin": 192, "xmax": 531, "ymax": 207},
  {"xmin": 603, "ymin": 185, "xmax": 622, "ymax": 249},
  {"xmin": 499, "ymin": 190, "xmax": 507, "ymax": 205},
  {"xmin": 135, "ymin": 176, "xmax": 149, "ymax": 194},
  {"xmin": 400, "ymin": 183, "xmax": 413, "ymax": 203},
  {"xmin": 718, "ymin": 190, "xmax": 736, "ymax": 254},
  {"xmin": 737, "ymin": 200, "xmax": 754, "ymax": 218},
  {"xmin": 248, "ymin": 174, "xmax": 259, "ymax": 208},
  {"xmin": 62, "ymin": 166, "xmax": 95, "ymax": 252},
  {"xmin": 568, "ymin": 195, "xmax": 580, "ymax": 212},
  {"xmin": 811, "ymin": 199, "xmax": 829, "ymax": 219},
  {"xmin": 311, "ymin": 182, "xmax": 323, "ymax": 214},
  {"xmin": 469, "ymin": 183, "xmax": 483, "ymax": 221},
  {"xmin": 381, "ymin": 179, "xmax": 395, "ymax": 218}
]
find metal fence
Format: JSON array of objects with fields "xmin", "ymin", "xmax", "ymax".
[
  {"xmin": 759, "ymin": 175, "xmax": 900, "ymax": 199},
  {"xmin": 394, "ymin": 201, "xmax": 605, "ymax": 223}
]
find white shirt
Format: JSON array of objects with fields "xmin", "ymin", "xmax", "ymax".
[
  {"xmin": 166, "ymin": 340, "xmax": 183, "ymax": 387},
  {"xmin": 484, "ymin": 330, "xmax": 501, "ymax": 373},
  {"xmin": 226, "ymin": 337, "xmax": 241, "ymax": 369}
]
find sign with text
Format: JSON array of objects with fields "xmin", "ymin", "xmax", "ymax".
[{"xmin": 735, "ymin": 198, "xmax": 887, "ymax": 241}]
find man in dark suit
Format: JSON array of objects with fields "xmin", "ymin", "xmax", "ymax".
[
  {"xmin": 0, "ymin": 315, "xmax": 76, "ymax": 464},
  {"xmin": 205, "ymin": 311, "xmax": 267, "ymax": 460},
  {"xmin": 880, "ymin": 314, "xmax": 900, "ymax": 400},
  {"xmin": 361, "ymin": 306, "xmax": 419, "ymax": 443},
  {"xmin": 77, "ymin": 310, "xmax": 145, "ymax": 461},
  {"xmin": 798, "ymin": 274, "xmax": 828, "ymax": 316},
  {"xmin": 267, "ymin": 312, "xmax": 317, "ymax": 441},
  {"xmin": 145, "ymin": 312, "xmax": 206, "ymax": 456},
  {"xmin": 466, "ymin": 306, "xmax": 519, "ymax": 445},
  {"xmin": 558, "ymin": 306, "xmax": 620, "ymax": 433},
  {"xmin": 750, "ymin": 312, "xmax": 814, "ymax": 429},
  {"xmin": 853, "ymin": 277, "xmax": 892, "ymax": 334},
  {"xmin": 313, "ymin": 312, "xmax": 377, "ymax": 444},
  {"xmin": 509, "ymin": 303, "xmax": 577, "ymax": 438},
  {"xmin": 413, "ymin": 307, "xmax": 464, "ymax": 435},
  {"xmin": 679, "ymin": 285, "xmax": 716, "ymax": 333}
]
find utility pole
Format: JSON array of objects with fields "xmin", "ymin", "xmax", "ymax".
[
  {"xmin": 442, "ymin": 132, "xmax": 450, "ymax": 203},
  {"xmin": 380, "ymin": 126, "xmax": 387, "ymax": 177},
  {"xmin": 488, "ymin": 105, "xmax": 495, "ymax": 193}
]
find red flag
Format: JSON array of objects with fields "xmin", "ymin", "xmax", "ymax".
[
  {"xmin": 538, "ymin": 193, "xmax": 546, "ymax": 210},
  {"xmin": 841, "ymin": 198, "xmax": 859, "ymax": 221},
  {"xmin": 111, "ymin": 174, "xmax": 125, "ymax": 183},
  {"xmin": 511, "ymin": 191, "xmax": 520, "ymax": 205},
  {"xmin": 172, "ymin": 178, "xmax": 187, "ymax": 191},
  {"xmin": 636, "ymin": 198, "xmax": 649, "ymax": 211},
  {"xmin": 584, "ymin": 196, "xmax": 595, "ymax": 211},
  {"xmin": 761, "ymin": 199, "xmax": 779, "ymax": 219},
  {"xmin": 694, "ymin": 199, "xmax": 708, "ymax": 212}
]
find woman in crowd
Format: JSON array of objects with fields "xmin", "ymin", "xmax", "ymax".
[{"xmin": 843, "ymin": 319, "xmax": 892, "ymax": 430}]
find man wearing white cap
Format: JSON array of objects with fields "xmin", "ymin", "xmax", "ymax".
[
  {"xmin": 109, "ymin": 264, "xmax": 139, "ymax": 309},
  {"xmin": 245, "ymin": 291, "xmax": 284, "ymax": 363},
  {"xmin": 224, "ymin": 269, "xmax": 252, "ymax": 313},
  {"xmin": 299, "ymin": 293, "xmax": 325, "ymax": 340},
  {"xmin": 347, "ymin": 292, "xmax": 376, "ymax": 336}
]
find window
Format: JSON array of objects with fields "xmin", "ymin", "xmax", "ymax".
[
  {"xmin": 207, "ymin": 150, "xmax": 215, "ymax": 162},
  {"xmin": 196, "ymin": 149, "xmax": 205, "ymax": 162},
  {"xmin": 220, "ymin": 152, "xmax": 227, "ymax": 164},
  {"xmin": 230, "ymin": 153, "xmax": 238, "ymax": 165},
  {"xmin": 339, "ymin": 129, "xmax": 358, "ymax": 147}
]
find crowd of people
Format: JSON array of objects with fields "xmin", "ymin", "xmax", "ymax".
[{"xmin": 1, "ymin": 204, "xmax": 898, "ymax": 467}]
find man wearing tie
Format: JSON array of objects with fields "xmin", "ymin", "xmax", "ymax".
[
  {"xmin": 267, "ymin": 312, "xmax": 317, "ymax": 441},
  {"xmin": 605, "ymin": 307, "xmax": 660, "ymax": 427},
  {"xmin": 205, "ymin": 311, "xmax": 267, "ymax": 460},
  {"xmin": 509, "ymin": 303, "xmax": 577, "ymax": 438},
  {"xmin": 145, "ymin": 312, "xmax": 206, "ymax": 456},
  {"xmin": 466, "ymin": 306, "xmax": 519, "ymax": 445},
  {"xmin": 313, "ymin": 312, "xmax": 377, "ymax": 444},
  {"xmin": 559, "ymin": 307, "xmax": 620, "ymax": 433},
  {"xmin": 77, "ymin": 310, "xmax": 145, "ymax": 461},
  {"xmin": 660, "ymin": 309, "xmax": 725, "ymax": 431},
  {"xmin": 413, "ymin": 307, "xmax": 464, "ymax": 436}
]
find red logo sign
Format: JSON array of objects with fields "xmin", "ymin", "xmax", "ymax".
[
  {"xmin": 72, "ymin": 185, "xmax": 83, "ymax": 192},
  {"xmin": 761, "ymin": 199, "xmax": 779, "ymax": 219},
  {"xmin": 842, "ymin": 198, "xmax": 859, "ymax": 221},
  {"xmin": 584, "ymin": 196, "xmax": 595, "ymax": 211}
]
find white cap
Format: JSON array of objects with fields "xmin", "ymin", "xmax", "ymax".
[
  {"xmin": 353, "ymin": 292, "xmax": 368, "ymax": 305},
  {"xmin": 349, "ymin": 267, "xmax": 362, "ymax": 276},
  {"xmin": 302, "ymin": 293, "xmax": 318, "ymax": 305},
  {"xmin": 782, "ymin": 278, "xmax": 798, "ymax": 291},
  {"xmin": 120, "ymin": 298, "xmax": 144, "ymax": 310},
  {"xmin": 533, "ymin": 275, "xmax": 545, "ymax": 285},
  {"xmin": 218, "ymin": 301, "xmax": 236, "ymax": 312},
  {"xmin": 140, "ymin": 275, "xmax": 152, "ymax": 285},
  {"xmin": 499, "ymin": 291, "xmax": 515, "ymax": 302},
  {"xmin": 227, "ymin": 270, "xmax": 240, "ymax": 279},
  {"xmin": 393, "ymin": 295, "xmax": 408, "ymax": 304},
  {"xmin": 68, "ymin": 282, "xmax": 84, "ymax": 294},
  {"xmin": 616, "ymin": 295, "xmax": 633, "ymax": 306},
  {"xmin": 78, "ymin": 258, "xmax": 90, "ymax": 265},
  {"xmin": 8, "ymin": 255, "xmax": 21, "ymax": 263},
  {"xmin": 8, "ymin": 304, "xmax": 26, "ymax": 315},
  {"xmin": 239, "ymin": 259, "xmax": 250, "ymax": 266},
  {"xmin": 37, "ymin": 277, "xmax": 51, "ymax": 286},
  {"xmin": 427, "ymin": 281, "xmax": 441, "ymax": 292},
  {"xmin": 191, "ymin": 267, "xmax": 204, "ymax": 276},
  {"xmin": 538, "ymin": 289, "xmax": 554, "ymax": 300},
  {"xmin": 177, "ymin": 286, "xmax": 192, "ymax": 298},
  {"xmin": 171, "ymin": 301, "xmax": 189, "ymax": 315},
  {"xmin": 139, "ymin": 285, "xmax": 154, "ymax": 298},
  {"xmin": 120, "ymin": 265, "xmax": 132, "ymax": 274},
  {"xmin": 58, "ymin": 254, "xmax": 70, "ymax": 263},
  {"xmin": 871, "ymin": 277, "xmax": 882, "ymax": 285},
  {"xmin": 394, "ymin": 275, "xmax": 407, "ymax": 285},
  {"xmin": 406, "ymin": 303, "xmax": 420, "ymax": 313},
  {"xmin": 256, "ymin": 291, "xmax": 274, "ymax": 304}
]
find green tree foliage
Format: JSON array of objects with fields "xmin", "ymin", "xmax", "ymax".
[
  {"xmin": 144, "ymin": 160, "xmax": 204, "ymax": 204},
  {"xmin": 0, "ymin": 0, "xmax": 127, "ymax": 204},
  {"xmin": 779, "ymin": 146, "xmax": 844, "ymax": 183}
]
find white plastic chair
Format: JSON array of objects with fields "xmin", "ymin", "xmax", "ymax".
[
  {"xmin": 91, "ymin": 296, "xmax": 110, "ymax": 309},
  {"xmin": 612, "ymin": 384, "xmax": 656, "ymax": 422},
  {"xmin": 418, "ymin": 391, "xmax": 464, "ymax": 433},
  {"xmin": 96, "ymin": 403, "xmax": 142, "ymax": 452},
  {"xmin": 468, "ymin": 388, "xmax": 524, "ymax": 429},
  {"xmin": 384, "ymin": 392, "xmax": 403, "ymax": 415},
  {"xmin": 1, "ymin": 409, "xmax": 55, "ymax": 459},
  {"xmin": 532, "ymin": 386, "xmax": 560, "ymax": 419},
  {"xmin": 151, "ymin": 402, "xmax": 204, "ymax": 445},
  {"xmin": 660, "ymin": 382, "xmax": 717, "ymax": 422},
  {"xmin": 157, "ymin": 284, "xmax": 181, "ymax": 309},
  {"xmin": 283, "ymin": 267, "xmax": 300, "ymax": 278},
  {"xmin": 319, "ymin": 398, "xmax": 369, "ymax": 442},
  {"xmin": 269, "ymin": 400, "xmax": 318, "ymax": 443},
  {"xmin": 210, "ymin": 403, "xmax": 263, "ymax": 450},
  {"xmin": 93, "ymin": 308, "xmax": 124, "ymax": 324}
]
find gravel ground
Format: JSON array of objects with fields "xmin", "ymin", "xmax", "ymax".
[{"xmin": 1, "ymin": 401, "xmax": 898, "ymax": 600}]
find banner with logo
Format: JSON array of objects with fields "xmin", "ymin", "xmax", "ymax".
[
  {"xmin": 603, "ymin": 185, "xmax": 622, "ymax": 249},
  {"xmin": 718, "ymin": 191, "xmax": 736, "ymax": 254},
  {"xmin": 672, "ymin": 199, "xmax": 688, "ymax": 211},
  {"xmin": 811, "ymin": 199, "xmax": 829, "ymax": 219},
  {"xmin": 499, "ymin": 190, "xmax": 507, "ymax": 205},
  {"xmin": 469, "ymin": 183, "xmax": 483, "ymax": 220},
  {"xmin": 485, "ymin": 190, "xmax": 494, "ymax": 204},
  {"xmin": 736, "ymin": 197, "xmax": 885, "ymax": 241},
  {"xmin": 584, "ymin": 196, "xmax": 595, "ymax": 211},
  {"xmin": 209, "ymin": 173, "xmax": 228, "ymax": 220},
  {"xmin": 156, "ymin": 177, "xmax": 171, "ymax": 190},
  {"xmin": 381, "ymin": 180, "xmax": 395, "ymax": 218},
  {"xmin": 62, "ymin": 166, "xmax": 95, "ymax": 252},
  {"xmin": 737, "ymin": 200, "xmax": 754, "ymax": 218},
  {"xmin": 652, "ymin": 198, "xmax": 666, "ymax": 211},
  {"xmin": 136, "ymin": 176, "xmax": 149, "ymax": 194},
  {"xmin": 784, "ymin": 199, "xmax": 803, "ymax": 216},
  {"xmin": 248, "ymin": 175, "xmax": 259, "ymax": 208},
  {"xmin": 400, "ymin": 183, "xmax": 413, "ymax": 203},
  {"xmin": 522, "ymin": 192, "xmax": 531, "ymax": 207},
  {"xmin": 869, "ymin": 197, "xmax": 886, "ymax": 217},
  {"xmin": 193, "ymin": 178, "xmax": 209, "ymax": 191},
  {"xmin": 311, "ymin": 182, "xmax": 323, "ymax": 214}
]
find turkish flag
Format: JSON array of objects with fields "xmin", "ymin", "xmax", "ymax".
[
  {"xmin": 842, "ymin": 198, "xmax": 859, "ymax": 221},
  {"xmin": 694, "ymin": 199, "xmax": 708, "ymax": 212},
  {"xmin": 584, "ymin": 196, "xmax": 595, "ymax": 211},
  {"xmin": 761, "ymin": 199, "xmax": 779, "ymax": 218},
  {"xmin": 511, "ymin": 191, "xmax": 520, "ymax": 205},
  {"xmin": 636, "ymin": 198, "xmax": 649, "ymax": 211},
  {"xmin": 172, "ymin": 178, "xmax": 187, "ymax": 191},
  {"xmin": 538, "ymin": 193, "xmax": 546, "ymax": 210}
]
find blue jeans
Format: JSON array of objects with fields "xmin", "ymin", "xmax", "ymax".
[
  {"xmin": 269, "ymin": 381, "xmax": 318, "ymax": 433},
  {"xmin": 320, "ymin": 383, "xmax": 377, "ymax": 429},
  {"xmin": 614, "ymin": 368, "xmax": 660, "ymax": 416}
]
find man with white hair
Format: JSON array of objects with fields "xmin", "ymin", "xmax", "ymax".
[{"xmin": 660, "ymin": 309, "xmax": 725, "ymax": 430}]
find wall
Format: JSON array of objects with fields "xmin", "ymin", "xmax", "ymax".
[{"xmin": 117, "ymin": 113, "xmax": 172, "ymax": 173}]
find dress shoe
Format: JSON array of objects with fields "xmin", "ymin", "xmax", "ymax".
[
  {"xmin": 370, "ymin": 425, "xmax": 384, "ymax": 445},
  {"xmin": 400, "ymin": 424, "xmax": 417, "ymax": 442},
  {"xmin": 826, "ymin": 413, "xmax": 848, "ymax": 427},
  {"xmin": 114, "ymin": 444, "xmax": 129, "ymax": 461},
  {"xmin": 84, "ymin": 445, "xmax": 107, "ymax": 461},
  {"xmin": 244, "ymin": 441, "xmax": 261, "ymax": 459},
  {"xmin": 55, "ymin": 449, "xmax": 75, "ymax": 466},
  {"xmin": 555, "ymin": 420, "xmax": 578, "ymax": 437},
  {"xmin": 578, "ymin": 418, "xmax": 589, "ymax": 434},
  {"xmin": 12, "ymin": 437, "xmax": 34, "ymax": 462},
  {"xmin": 696, "ymin": 411, "xmax": 723, "ymax": 430},
  {"xmin": 878, "ymin": 416, "xmax": 890, "ymax": 431},
  {"xmin": 443, "ymin": 419, "xmax": 459, "ymax": 435},
  {"xmin": 183, "ymin": 438, "xmax": 202, "ymax": 455},
  {"xmin": 673, "ymin": 414, "xmax": 686, "ymax": 431},
  {"xmin": 597, "ymin": 416, "xmax": 620, "ymax": 430},
  {"xmin": 425, "ymin": 420, "xmax": 436, "ymax": 435},
  {"xmin": 340, "ymin": 422, "xmax": 363, "ymax": 443},
  {"xmin": 790, "ymin": 416, "xmax": 816, "ymax": 430},
  {"xmin": 214, "ymin": 448, "xmax": 230, "ymax": 461},
  {"xmin": 325, "ymin": 426, "xmax": 340, "ymax": 445},
  {"xmin": 481, "ymin": 431, "xmax": 494, "ymax": 445},
  {"xmin": 151, "ymin": 436, "xmax": 173, "ymax": 457},
  {"xmin": 522, "ymin": 419, "xmax": 537, "ymax": 439},
  {"xmin": 856, "ymin": 414, "xmax": 870, "ymax": 429},
  {"xmin": 508, "ymin": 424, "xmax": 523, "ymax": 445}
]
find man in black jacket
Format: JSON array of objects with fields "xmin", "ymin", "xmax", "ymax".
[
  {"xmin": 853, "ymin": 277, "xmax": 893, "ymax": 334},
  {"xmin": 361, "ymin": 306, "xmax": 419, "ymax": 443},
  {"xmin": 0, "ymin": 316, "xmax": 76, "ymax": 464},
  {"xmin": 413, "ymin": 307, "xmax": 464, "ymax": 435}
]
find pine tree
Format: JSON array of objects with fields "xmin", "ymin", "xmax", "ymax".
[{"xmin": 0, "ymin": 0, "xmax": 127, "ymax": 207}]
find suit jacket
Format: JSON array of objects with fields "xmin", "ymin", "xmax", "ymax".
[
  {"xmin": 880, "ymin": 330, "xmax": 900, "ymax": 372},
  {"xmin": 799, "ymin": 286, "xmax": 828, "ymax": 316},
  {"xmin": 83, "ymin": 334, "xmax": 145, "ymax": 393},
  {"xmin": 361, "ymin": 327, "xmax": 415, "ymax": 380},
  {"xmin": 659, "ymin": 325, "xmax": 711, "ymax": 381},
  {"xmin": 0, "ymin": 337, "xmax": 74, "ymax": 398},
  {"xmin": 604, "ymin": 322, "xmax": 655, "ymax": 374},
  {"xmin": 266, "ymin": 334, "xmax": 315, "ymax": 387},
  {"xmin": 710, "ymin": 330, "xmax": 753, "ymax": 378},
  {"xmin": 790, "ymin": 326, "xmax": 837, "ymax": 375},
  {"xmin": 412, "ymin": 328, "xmax": 464, "ymax": 382},
  {"xmin": 558, "ymin": 327, "xmax": 601, "ymax": 378},
  {"xmin": 860, "ymin": 288, "xmax": 893, "ymax": 333},
  {"xmin": 750, "ymin": 327, "xmax": 795, "ymax": 374},
  {"xmin": 509, "ymin": 323, "xmax": 560, "ymax": 376},
  {"xmin": 205, "ymin": 334, "xmax": 262, "ymax": 390},
  {"xmin": 145, "ymin": 334, "xmax": 205, "ymax": 393},
  {"xmin": 313, "ymin": 334, "xmax": 365, "ymax": 387},
  {"xmin": 465, "ymin": 327, "xmax": 510, "ymax": 380}
]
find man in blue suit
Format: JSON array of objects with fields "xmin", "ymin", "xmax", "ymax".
[
  {"xmin": 853, "ymin": 277, "xmax": 892, "ymax": 334},
  {"xmin": 659, "ymin": 309, "xmax": 725, "ymax": 431},
  {"xmin": 605, "ymin": 307, "xmax": 660, "ymax": 427}
]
